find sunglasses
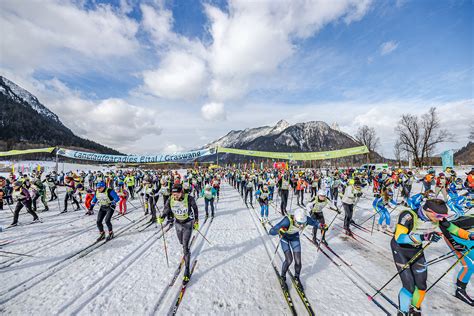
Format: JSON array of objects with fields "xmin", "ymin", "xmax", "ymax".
[{"xmin": 427, "ymin": 210, "xmax": 449, "ymax": 219}]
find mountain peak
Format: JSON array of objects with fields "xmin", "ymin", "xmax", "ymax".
[{"xmin": 0, "ymin": 76, "xmax": 60, "ymax": 123}]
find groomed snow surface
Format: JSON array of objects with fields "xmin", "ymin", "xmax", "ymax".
[{"xmin": 0, "ymin": 180, "xmax": 472, "ymax": 315}]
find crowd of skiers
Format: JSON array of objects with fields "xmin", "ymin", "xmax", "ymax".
[
  {"xmin": 1, "ymin": 164, "xmax": 473, "ymax": 314},
  {"xmin": 225, "ymin": 165, "xmax": 473, "ymax": 314}
]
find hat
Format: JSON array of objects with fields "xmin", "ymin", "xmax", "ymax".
[
  {"xmin": 423, "ymin": 199, "xmax": 448, "ymax": 215},
  {"xmin": 172, "ymin": 183, "xmax": 183, "ymax": 193}
]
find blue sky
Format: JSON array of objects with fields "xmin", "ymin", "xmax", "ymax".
[{"xmin": 1, "ymin": 0, "xmax": 472, "ymax": 156}]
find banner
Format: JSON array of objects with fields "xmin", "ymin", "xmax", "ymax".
[
  {"xmin": 0, "ymin": 147, "xmax": 55, "ymax": 157},
  {"xmin": 217, "ymin": 145, "xmax": 369, "ymax": 161},
  {"xmin": 441, "ymin": 150, "xmax": 454, "ymax": 170},
  {"xmin": 56, "ymin": 148, "xmax": 216, "ymax": 163}
]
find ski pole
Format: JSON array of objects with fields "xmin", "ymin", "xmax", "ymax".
[
  {"xmin": 316, "ymin": 229, "xmax": 326, "ymax": 253},
  {"xmin": 119, "ymin": 213, "xmax": 134, "ymax": 223},
  {"xmin": 195, "ymin": 227, "xmax": 212, "ymax": 245},
  {"xmin": 266, "ymin": 236, "xmax": 283, "ymax": 273},
  {"xmin": 369, "ymin": 242, "xmax": 432, "ymax": 300},
  {"xmin": 326, "ymin": 210, "xmax": 340, "ymax": 230},
  {"xmin": 426, "ymin": 247, "xmax": 472, "ymax": 293},
  {"xmin": 160, "ymin": 221, "xmax": 169, "ymax": 268},
  {"xmin": 6, "ymin": 202, "xmax": 15, "ymax": 215},
  {"xmin": 0, "ymin": 250, "xmax": 34, "ymax": 257},
  {"xmin": 370, "ymin": 214, "xmax": 376, "ymax": 236},
  {"xmin": 426, "ymin": 253, "xmax": 456, "ymax": 267},
  {"xmin": 425, "ymin": 249, "xmax": 455, "ymax": 266}
]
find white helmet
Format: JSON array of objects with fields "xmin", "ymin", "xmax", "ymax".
[
  {"xmin": 317, "ymin": 190, "xmax": 326, "ymax": 197},
  {"xmin": 293, "ymin": 209, "xmax": 307, "ymax": 226}
]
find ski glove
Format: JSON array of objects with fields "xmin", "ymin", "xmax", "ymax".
[
  {"xmin": 278, "ymin": 227, "xmax": 288, "ymax": 237},
  {"xmin": 157, "ymin": 217, "xmax": 164, "ymax": 224},
  {"xmin": 421, "ymin": 232, "xmax": 441, "ymax": 242},
  {"xmin": 193, "ymin": 221, "xmax": 199, "ymax": 230},
  {"xmin": 320, "ymin": 223, "xmax": 329, "ymax": 231}
]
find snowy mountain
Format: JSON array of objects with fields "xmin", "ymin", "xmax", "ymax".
[
  {"xmin": 204, "ymin": 120, "xmax": 379, "ymax": 162},
  {"xmin": 0, "ymin": 76, "xmax": 120, "ymax": 154},
  {"xmin": 0, "ymin": 77, "xmax": 61, "ymax": 123},
  {"xmin": 205, "ymin": 119, "xmax": 290, "ymax": 148}
]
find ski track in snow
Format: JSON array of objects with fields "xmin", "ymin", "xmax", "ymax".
[{"xmin": 0, "ymin": 179, "xmax": 472, "ymax": 315}]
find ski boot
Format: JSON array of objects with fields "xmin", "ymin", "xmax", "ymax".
[
  {"xmin": 294, "ymin": 275, "xmax": 304, "ymax": 292},
  {"xmin": 455, "ymin": 280, "xmax": 474, "ymax": 306},
  {"xmin": 280, "ymin": 275, "xmax": 288, "ymax": 289},
  {"xmin": 32, "ymin": 218, "xmax": 42, "ymax": 224},
  {"xmin": 183, "ymin": 271, "xmax": 191, "ymax": 285},
  {"xmin": 106, "ymin": 231, "xmax": 114, "ymax": 241},
  {"xmin": 321, "ymin": 237, "xmax": 328, "ymax": 246},
  {"xmin": 211, "ymin": 213, "xmax": 215, "ymax": 219},
  {"xmin": 205, "ymin": 213, "xmax": 209, "ymax": 219},
  {"xmin": 345, "ymin": 228, "xmax": 353, "ymax": 237},
  {"xmin": 7, "ymin": 223, "xmax": 18, "ymax": 228},
  {"xmin": 409, "ymin": 306, "xmax": 421, "ymax": 316},
  {"xmin": 43, "ymin": 207, "xmax": 49, "ymax": 212},
  {"xmin": 97, "ymin": 231, "xmax": 106, "ymax": 242}
]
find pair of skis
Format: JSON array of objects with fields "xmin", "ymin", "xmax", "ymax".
[
  {"xmin": 263, "ymin": 220, "xmax": 314, "ymax": 315},
  {"xmin": 155, "ymin": 216, "xmax": 214, "ymax": 315}
]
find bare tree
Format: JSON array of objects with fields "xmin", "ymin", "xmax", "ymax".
[
  {"xmin": 395, "ymin": 107, "xmax": 452, "ymax": 167},
  {"xmin": 394, "ymin": 139, "xmax": 402, "ymax": 167},
  {"xmin": 355, "ymin": 125, "xmax": 379, "ymax": 162}
]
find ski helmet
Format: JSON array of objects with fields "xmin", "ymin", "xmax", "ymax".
[
  {"xmin": 293, "ymin": 209, "xmax": 307, "ymax": 227},
  {"xmin": 97, "ymin": 181, "xmax": 106, "ymax": 188}
]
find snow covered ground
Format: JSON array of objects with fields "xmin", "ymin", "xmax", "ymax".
[{"xmin": 0, "ymin": 175, "xmax": 472, "ymax": 315}]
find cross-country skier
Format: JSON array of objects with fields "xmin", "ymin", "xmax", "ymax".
[
  {"xmin": 158, "ymin": 183, "xmax": 199, "ymax": 284},
  {"xmin": 89, "ymin": 181, "xmax": 120, "ymax": 241},
  {"xmin": 391, "ymin": 199, "xmax": 474, "ymax": 315},
  {"xmin": 31, "ymin": 176, "xmax": 49, "ymax": 212},
  {"xmin": 306, "ymin": 190, "xmax": 335, "ymax": 245},
  {"xmin": 372, "ymin": 187, "xmax": 397, "ymax": 231},
  {"xmin": 244, "ymin": 174, "xmax": 254, "ymax": 207},
  {"xmin": 341, "ymin": 178, "xmax": 362, "ymax": 236},
  {"xmin": 439, "ymin": 215, "xmax": 474, "ymax": 306},
  {"xmin": 9, "ymin": 181, "xmax": 40, "ymax": 227},
  {"xmin": 278, "ymin": 173, "xmax": 291, "ymax": 214},
  {"xmin": 256, "ymin": 185, "xmax": 270, "ymax": 222},
  {"xmin": 269, "ymin": 209, "xmax": 324, "ymax": 290},
  {"xmin": 61, "ymin": 176, "xmax": 80, "ymax": 213},
  {"xmin": 201, "ymin": 183, "xmax": 217, "ymax": 218},
  {"xmin": 116, "ymin": 181, "xmax": 129, "ymax": 215}
]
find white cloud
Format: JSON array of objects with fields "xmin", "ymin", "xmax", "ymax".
[
  {"xmin": 0, "ymin": 0, "xmax": 139, "ymax": 74},
  {"xmin": 139, "ymin": 0, "xmax": 373, "ymax": 102},
  {"xmin": 142, "ymin": 51, "xmax": 208, "ymax": 100},
  {"xmin": 33, "ymin": 79, "xmax": 162, "ymax": 152},
  {"xmin": 201, "ymin": 102, "xmax": 226, "ymax": 121},
  {"xmin": 380, "ymin": 40, "xmax": 399, "ymax": 55},
  {"xmin": 163, "ymin": 144, "xmax": 185, "ymax": 153}
]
